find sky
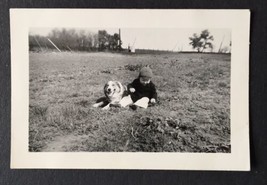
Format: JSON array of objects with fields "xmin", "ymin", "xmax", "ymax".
[{"xmin": 30, "ymin": 27, "xmax": 231, "ymax": 52}]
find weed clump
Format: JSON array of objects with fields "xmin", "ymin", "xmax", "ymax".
[{"xmin": 124, "ymin": 64, "xmax": 143, "ymax": 71}]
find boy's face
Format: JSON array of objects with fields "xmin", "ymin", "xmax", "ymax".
[{"xmin": 139, "ymin": 77, "xmax": 151, "ymax": 85}]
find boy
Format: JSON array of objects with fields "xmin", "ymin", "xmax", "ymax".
[{"xmin": 120, "ymin": 66, "xmax": 157, "ymax": 109}]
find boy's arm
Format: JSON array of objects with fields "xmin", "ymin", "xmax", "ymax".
[
  {"xmin": 150, "ymin": 82, "xmax": 157, "ymax": 101},
  {"xmin": 127, "ymin": 79, "xmax": 139, "ymax": 90}
]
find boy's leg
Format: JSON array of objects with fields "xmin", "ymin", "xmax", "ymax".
[
  {"xmin": 134, "ymin": 97, "xmax": 149, "ymax": 108},
  {"xmin": 120, "ymin": 95, "xmax": 133, "ymax": 107}
]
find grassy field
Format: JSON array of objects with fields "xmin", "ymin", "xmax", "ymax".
[{"xmin": 29, "ymin": 52, "xmax": 230, "ymax": 152}]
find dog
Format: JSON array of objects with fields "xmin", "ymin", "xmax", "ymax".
[{"xmin": 93, "ymin": 81, "xmax": 128, "ymax": 110}]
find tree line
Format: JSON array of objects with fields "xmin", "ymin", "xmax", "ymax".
[{"xmin": 29, "ymin": 28, "xmax": 122, "ymax": 52}]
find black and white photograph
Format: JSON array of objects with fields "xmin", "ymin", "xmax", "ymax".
[
  {"xmin": 28, "ymin": 27, "xmax": 231, "ymax": 153},
  {"xmin": 10, "ymin": 9, "xmax": 250, "ymax": 170}
]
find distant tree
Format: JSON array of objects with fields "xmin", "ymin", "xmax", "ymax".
[
  {"xmin": 91, "ymin": 34, "xmax": 99, "ymax": 50},
  {"xmin": 113, "ymin": 33, "xmax": 122, "ymax": 50},
  {"xmin": 98, "ymin": 30, "xmax": 109, "ymax": 51},
  {"xmin": 77, "ymin": 30, "xmax": 87, "ymax": 51},
  {"xmin": 189, "ymin": 29, "xmax": 214, "ymax": 52},
  {"xmin": 98, "ymin": 30, "xmax": 122, "ymax": 51},
  {"xmin": 189, "ymin": 33, "xmax": 202, "ymax": 52},
  {"xmin": 48, "ymin": 28, "xmax": 78, "ymax": 50}
]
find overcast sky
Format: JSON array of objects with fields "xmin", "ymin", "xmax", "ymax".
[{"xmin": 30, "ymin": 27, "xmax": 231, "ymax": 52}]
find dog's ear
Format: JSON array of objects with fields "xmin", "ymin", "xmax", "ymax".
[
  {"xmin": 123, "ymin": 85, "xmax": 127, "ymax": 91},
  {"xmin": 114, "ymin": 81, "xmax": 121, "ymax": 92},
  {"xmin": 104, "ymin": 83, "xmax": 108, "ymax": 91}
]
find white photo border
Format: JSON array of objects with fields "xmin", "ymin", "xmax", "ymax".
[{"xmin": 10, "ymin": 9, "xmax": 250, "ymax": 170}]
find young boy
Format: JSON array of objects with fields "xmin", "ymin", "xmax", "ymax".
[{"xmin": 120, "ymin": 66, "xmax": 157, "ymax": 109}]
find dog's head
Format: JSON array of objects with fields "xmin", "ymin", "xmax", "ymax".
[{"xmin": 104, "ymin": 81, "xmax": 123, "ymax": 99}]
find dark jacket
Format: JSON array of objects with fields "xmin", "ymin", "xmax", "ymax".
[{"xmin": 128, "ymin": 78, "xmax": 157, "ymax": 102}]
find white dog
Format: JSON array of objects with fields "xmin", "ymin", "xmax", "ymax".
[{"xmin": 93, "ymin": 81, "xmax": 128, "ymax": 110}]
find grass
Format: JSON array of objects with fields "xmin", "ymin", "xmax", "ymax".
[{"xmin": 29, "ymin": 52, "xmax": 230, "ymax": 152}]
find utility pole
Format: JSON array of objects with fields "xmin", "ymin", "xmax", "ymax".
[
  {"xmin": 218, "ymin": 35, "xmax": 225, "ymax": 53},
  {"xmin": 47, "ymin": 38, "xmax": 61, "ymax": 52},
  {"xmin": 118, "ymin": 28, "xmax": 122, "ymax": 50},
  {"xmin": 172, "ymin": 41, "xmax": 179, "ymax": 52},
  {"xmin": 33, "ymin": 36, "xmax": 43, "ymax": 52}
]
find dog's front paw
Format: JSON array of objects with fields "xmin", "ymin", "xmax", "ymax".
[{"xmin": 92, "ymin": 103, "xmax": 99, "ymax": 108}]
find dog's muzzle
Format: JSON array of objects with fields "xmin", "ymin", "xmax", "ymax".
[
  {"xmin": 106, "ymin": 87, "xmax": 113, "ymax": 95},
  {"xmin": 107, "ymin": 88, "xmax": 112, "ymax": 93}
]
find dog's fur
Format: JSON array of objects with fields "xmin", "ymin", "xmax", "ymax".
[{"xmin": 93, "ymin": 81, "xmax": 128, "ymax": 110}]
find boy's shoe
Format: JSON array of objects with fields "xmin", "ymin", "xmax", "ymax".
[{"xmin": 129, "ymin": 104, "xmax": 138, "ymax": 110}]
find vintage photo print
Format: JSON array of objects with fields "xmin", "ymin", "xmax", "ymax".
[{"xmin": 11, "ymin": 9, "xmax": 250, "ymax": 170}]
